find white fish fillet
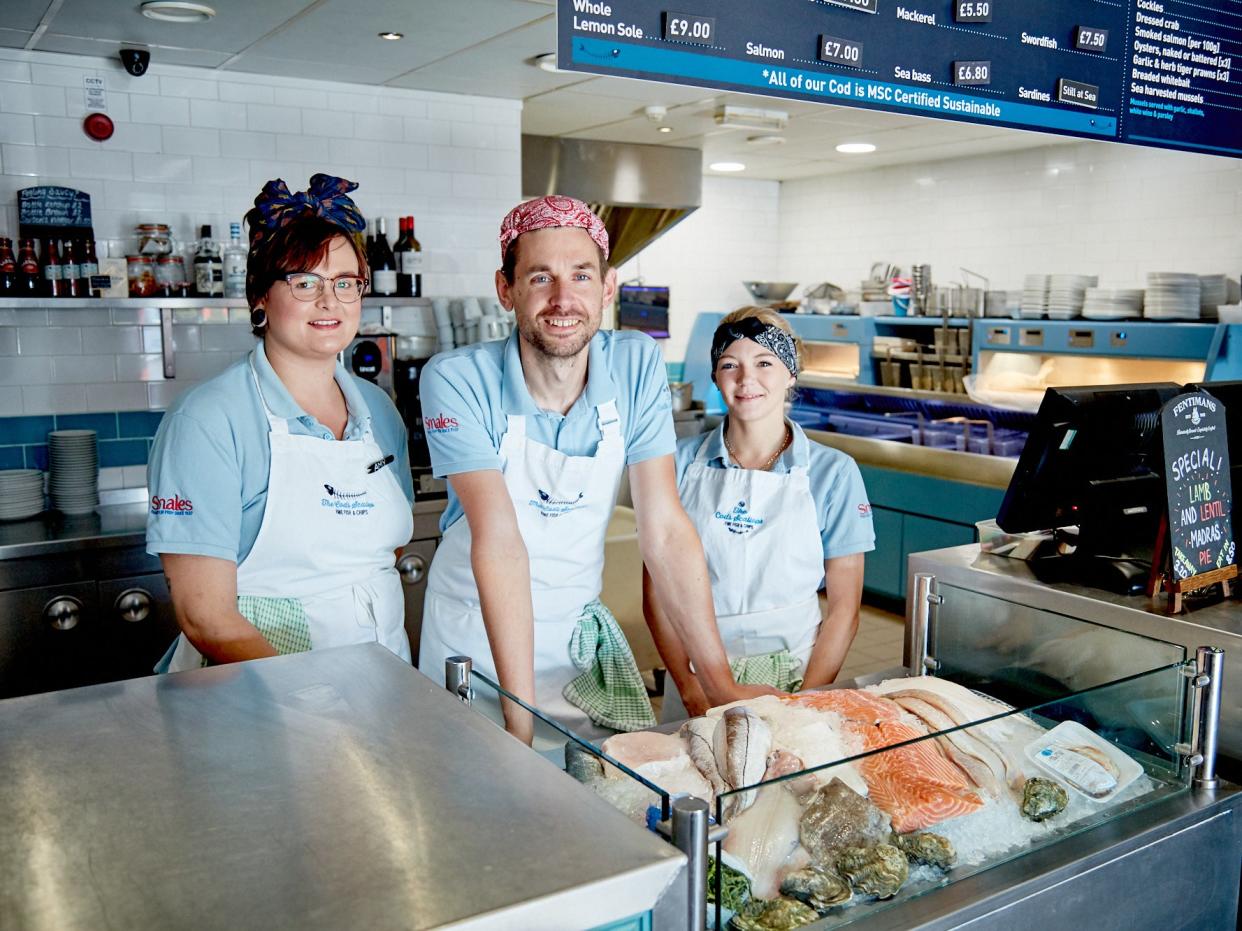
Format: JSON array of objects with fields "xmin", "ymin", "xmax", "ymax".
[
  {"xmin": 680, "ymin": 717, "xmax": 727, "ymax": 796},
  {"xmin": 713, "ymin": 708, "xmax": 772, "ymax": 818},
  {"xmin": 722, "ymin": 786, "xmax": 805, "ymax": 899}
]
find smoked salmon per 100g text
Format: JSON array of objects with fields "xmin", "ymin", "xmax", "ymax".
[{"xmin": 787, "ymin": 690, "xmax": 984, "ymax": 832}]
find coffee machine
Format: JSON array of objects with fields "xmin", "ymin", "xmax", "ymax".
[
  {"xmin": 394, "ymin": 353, "xmax": 446, "ymax": 499},
  {"xmin": 344, "ymin": 333, "xmax": 396, "ymax": 398}
]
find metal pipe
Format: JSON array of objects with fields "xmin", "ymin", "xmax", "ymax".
[
  {"xmin": 670, "ymin": 796, "xmax": 709, "ymax": 931},
  {"xmin": 445, "ymin": 655, "xmax": 473, "ymax": 704},
  {"xmin": 906, "ymin": 572, "xmax": 940, "ymax": 675},
  {"xmin": 1192, "ymin": 646, "xmax": 1224, "ymax": 790}
]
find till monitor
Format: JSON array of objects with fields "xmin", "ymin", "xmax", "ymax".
[{"xmin": 618, "ymin": 284, "xmax": 670, "ymax": 339}]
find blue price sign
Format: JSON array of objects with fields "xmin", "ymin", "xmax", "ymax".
[
  {"xmin": 1074, "ymin": 26, "xmax": 1108, "ymax": 53},
  {"xmin": 662, "ymin": 11, "xmax": 715, "ymax": 44},
  {"xmin": 954, "ymin": 0, "xmax": 992, "ymax": 24},
  {"xmin": 954, "ymin": 60, "xmax": 992, "ymax": 86},
  {"xmin": 819, "ymin": 34, "xmax": 864, "ymax": 68}
]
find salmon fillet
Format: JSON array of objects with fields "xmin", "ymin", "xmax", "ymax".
[{"xmin": 787, "ymin": 690, "xmax": 983, "ymax": 832}]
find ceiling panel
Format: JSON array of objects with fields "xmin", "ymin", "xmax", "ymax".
[
  {"xmin": 223, "ymin": 54, "xmax": 403, "ymax": 85},
  {"xmin": 38, "ymin": 33, "xmax": 232, "ymax": 68},
  {"xmin": 4, "ymin": 1, "xmax": 50, "ymax": 33},
  {"xmin": 0, "ymin": 29, "xmax": 34, "ymax": 49},
  {"xmin": 48, "ymin": 0, "xmax": 315, "ymax": 53}
]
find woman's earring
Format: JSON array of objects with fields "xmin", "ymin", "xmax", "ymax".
[{"xmin": 250, "ymin": 307, "xmax": 267, "ymax": 329}]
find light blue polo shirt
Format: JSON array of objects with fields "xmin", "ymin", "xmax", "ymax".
[
  {"xmin": 146, "ymin": 340, "xmax": 413, "ymax": 563},
  {"xmin": 674, "ymin": 420, "xmax": 876, "ymax": 559},
  {"xmin": 422, "ymin": 328, "xmax": 675, "ymax": 533}
]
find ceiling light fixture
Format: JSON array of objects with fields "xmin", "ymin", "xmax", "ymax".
[
  {"xmin": 139, "ymin": 1, "xmax": 216, "ymax": 22},
  {"xmin": 378, "ymin": 31, "xmax": 404, "ymax": 40},
  {"xmin": 746, "ymin": 134, "xmax": 786, "ymax": 147},
  {"xmin": 836, "ymin": 142, "xmax": 877, "ymax": 154},
  {"xmin": 709, "ymin": 161, "xmax": 746, "ymax": 172},
  {"xmin": 714, "ymin": 105, "xmax": 788, "ymax": 132},
  {"xmin": 658, "ymin": 126, "xmax": 673, "ymax": 133},
  {"xmin": 533, "ymin": 52, "xmax": 561, "ymax": 73}
]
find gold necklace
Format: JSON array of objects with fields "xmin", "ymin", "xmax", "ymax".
[{"xmin": 724, "ymin": 424, "xmax": 792, "ymax": 471}]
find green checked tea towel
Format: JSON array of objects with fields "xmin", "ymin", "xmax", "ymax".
[
  {"xmin": 731, "ymin": 650, "xmax": 803, "ymax": 693},
  {"xmin": 238, "ymin": 595, "xmax": 312, "ymax": 655},
  {"xmin": 563, "ymin": 600, "xmax": 657, "ymax": 732}
]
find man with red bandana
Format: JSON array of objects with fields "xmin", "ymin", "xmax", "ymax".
[{"xmin": 418, "ymin": 195, "xmax": 777, "ymax": 746}]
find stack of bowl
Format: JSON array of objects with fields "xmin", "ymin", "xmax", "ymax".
[
  {"xmin": 0, "ymin": 469, "xmax": 45, "ymax": 521},
  {"xmin": 48, "ymin": 429, "xmax": 99, "ymax": 515}
]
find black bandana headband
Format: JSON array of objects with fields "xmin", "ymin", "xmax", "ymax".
[{"xmin": 710, "ymin": 316, "xmax": 799, "ymax": 379}]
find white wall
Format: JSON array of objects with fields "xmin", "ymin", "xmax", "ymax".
[
  {"xmin": 776, "ymin": 141, "xmax": 1242, "ymax": 293},
  {"xmin": 0, "ymin": 48, "xmax": 521, "ymax": 420},
  {"xmin": 614, "ymin": 175, "xmax": 781, "ymax": 363}
]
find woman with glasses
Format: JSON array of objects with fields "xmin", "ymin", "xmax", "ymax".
[{"xmin": 147, "ymin": 174, "xmax": 415, "ymax": 672}]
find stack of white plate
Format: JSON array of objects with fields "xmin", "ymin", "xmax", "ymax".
[
  {"xmin": 1145, "ymin": 273, "xmax": 1201, "ymax": 320},
  {"xmin": 1046, "ymin": 274, "xmax": 1099, "ymax": 319},
  {"xmin": 1082, "ymin": 288, "xmax": 1145, "ymax": 320},
  {"xmin": 0, "ymin": 469, "xmax": 45, "ymax": 522},
  {"xmin": 1019, "ymin": 274, "xmax": 1049, "ymax": 318},
  {"xmin": 48, "ymin": 429, "xmax": 99, "ymax": 515},
  {"xmin": 1198, "ymin": 275, "xmax": 1240, "ymax": 320}
]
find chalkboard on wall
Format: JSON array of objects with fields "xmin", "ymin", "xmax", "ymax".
[
  {"xmin": 1155, "ymin": 390, "xmax": 1236, "ymax": 610},
  {"xmin": 18, "ymin": 186, "xmax": 94, "ymax": 242}
]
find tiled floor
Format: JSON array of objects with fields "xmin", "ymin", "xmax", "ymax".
[{"xmin": 837, "ymin": 602, "xmax": 907, "ymax": 682}]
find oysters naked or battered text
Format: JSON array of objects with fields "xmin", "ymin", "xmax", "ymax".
[
  {"xmin": 892, "ymin": 831, "xmax": 956, "ymax": 869},
  {"xmin": 780, "ymin": 866, "xmax": 852, "ymax": 912},
  {"xmin": 729, "ymin": 896, "xmax": 820, "ymax": 931},
  {"xmin": 836, "ymin": 843, "xmax": 909, "ymax": 899},
  {"xmin": 800, "ymin": 777, "xmax": 892, "ymax": 864},
  {"xmin": 1020, "ymin": 776, "xmax": 1069, "ymax": 821}
]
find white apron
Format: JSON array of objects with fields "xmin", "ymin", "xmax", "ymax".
[
  {"xmin": 419, "ymin": 399, "xmax": 625, "ymax": 747},
  {"xmin": 662, "ymin": 423, "xmax": 824, "ymax": 722},
  {"xmin": 164, "ymin": 364, "xmax": 414, "ymax": 672}
]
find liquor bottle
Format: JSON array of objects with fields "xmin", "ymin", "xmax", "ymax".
[
  {"xmin": 371, "ymin": 217, "xmax": 397, "ymax": 296},
  {"xmin": 16, "ymin": 239, "xmax": 40, "ymax": 296},
  {"xmin": 0, "ymin": 238, "xmax": 16, "ymax": 297},
  {"xmin": 365, "ymin": 221, "xmax": 376, "ymax": 267},
  {"xmin": 43, "ymin": 239, "xmax": 66, "ymax": 297},
  {"xmin": 222, "ymin": 222, "xmax": 247, "ymax": 298},
  {"xmin": 393, "ymin": 217, "xmax": 412, "ymax": 297},
  {"xmin": 407, "ymin": 215, "xmax": 423, "ymax": 298},
  {"xmin": 194, "ymin": 224, "xmax": 223, "ymax": 297},
  {"xmin": 79, "ymin": 238, "xmax": 99, "ymax": 296},
  {"xmin": 62, "ymin": 240, "xmax": 82, "ymax": 297}
]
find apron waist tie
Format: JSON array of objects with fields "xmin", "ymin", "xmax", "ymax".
[{"xmin": 562, "ymin": 600, "xmax": 657, "ymax": 733}]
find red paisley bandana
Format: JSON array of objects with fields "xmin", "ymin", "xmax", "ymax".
[{"xmin": 499, "ymin": 195, "xmax": 609, "ymax": 263}]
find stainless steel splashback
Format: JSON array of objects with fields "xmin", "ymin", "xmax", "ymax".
[{"xmin": 521, "ymin": 135, "xmax": 701, "ymax": 267}]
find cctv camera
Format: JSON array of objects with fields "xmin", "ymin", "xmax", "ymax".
[{"xmin": 120, "ymin": 48, "xmax": 151, "ymax": 77}]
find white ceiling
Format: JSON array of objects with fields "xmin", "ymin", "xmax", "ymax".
[{"xmin": 1, "ymin": 0, "xmax": 1068, "ymax": 181}]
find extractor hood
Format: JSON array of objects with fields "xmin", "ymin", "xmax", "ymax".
[{"xmin": 521, "ymin": 135, "xmax": 701, "ymax": 267}]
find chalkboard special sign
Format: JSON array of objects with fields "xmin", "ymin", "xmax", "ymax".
[
  {"xmin": 1161, "ymin": 390, "xmax": 1235, "ymax": 595},
  {"xmin": 18, "ymin": 186, "xmax": 94, "ymax": 240}
]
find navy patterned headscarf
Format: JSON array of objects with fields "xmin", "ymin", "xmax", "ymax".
[{"xmin": 710, "ymin": 316, "xmax": 799, "ymax": 380}]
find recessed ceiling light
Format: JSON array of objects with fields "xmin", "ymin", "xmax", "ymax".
[
  {"xmin": 836, "ymin": 142, "xmax": 876, "ymax": 154},
  {"xmin": 139, "ymin": 1, "xmax": 215, "ymax": 22},
  {"xmin": 658, "ymin": 126, "xmax": 673, "ymax": 133},
  {"xmin": 378, "ymin": 31, "xmax": 404, "ymax": 40},
  {"xmin": 533, "ymin": 52, "xmax": 561, "ymax": 73},
  {"xmin": 747, "ymin": 134, "xmax": 786, "ymax": 147},
  {"xmin": 709, "ymin": 161, "xmax": 746, "ymax": 172}
]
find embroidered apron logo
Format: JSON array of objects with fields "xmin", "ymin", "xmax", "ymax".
[
  {"xmin": 151, "ymin": 494, "xmax": 193, "ymax": 516},
  {"xmin": 715, "ymin": 499, "xmax": 764, "ymax": 535},
  {"xmin": 321, "ymin": 482, "xmax": 375, "ymax": 517},
  {"xmin": 529, "ymin": 488, "xmax": 586, "ymax": 517}
]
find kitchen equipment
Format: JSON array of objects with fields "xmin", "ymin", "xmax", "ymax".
[
  {"xmin": 803, "ymin": 281, "xmax": 845, "ymax": 314},
  {"xmin": 394, "ymin": 352, "xmax": 446, "ymax": 499},
  {"xmin": 668, "ymin": 381, "xmax": 693, "ymax": 412},
  {"xmin": 344, "ymin": 332, "xmax": 396, "ymax": 397},
  {"xmin": 742, "ymin": 281, "xmax": 797, "ymax": 304},
  {"xmin": 910, "ymin": 264, "xmax": 932, "ymax": 315}
]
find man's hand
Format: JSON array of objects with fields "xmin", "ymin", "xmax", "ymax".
[{"xmin": 706, "ymin": 681, "xmax": 784, "ymax": 708}]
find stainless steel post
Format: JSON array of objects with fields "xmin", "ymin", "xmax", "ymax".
[
  {"xmin": 1192, "ymin": 646, "xmax": 1224, "ymax": 790},
  {"xmin": 670, "ymin": 796, "xmax": 709, "ymax": 930},
  {"xmin": 445, "ymin": 655, "xmax": 473, "ymax": 704},
  {"xmin": 906, "ymin": 572, "xmax": 940, "ymax": 675}
]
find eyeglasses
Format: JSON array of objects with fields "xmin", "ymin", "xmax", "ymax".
[{"xmin": 282, "ymin": 272, "xmax": 369, "ymax": 303}]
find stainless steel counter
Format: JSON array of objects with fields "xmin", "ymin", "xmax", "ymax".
[
  {"xmin": 909, "ymin": 544, "xmax": 1242, "ymax": 778},
  {"xmin": 806, "ymin": 428, "xmax": 1017, "ymax": 488},
  {"xmin": 0, "ymin": 644, "xmax": 685, "ymax": 930}
]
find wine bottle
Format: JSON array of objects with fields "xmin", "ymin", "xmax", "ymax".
[
  {"xmin": 393, "ymin": 216, "xmax": 412, "ymax": 297},
  {"xmin": 371, "ymin": 217, "xmax": 397, "ymax": 296},
  {"xmin": 407, "ymin": 215, "xmax": 423, "ymax": 298}
]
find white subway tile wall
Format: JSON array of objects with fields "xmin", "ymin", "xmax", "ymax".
[{"xmin": 0, "ymin": 47, "xmax": 522, "ymax": 436}]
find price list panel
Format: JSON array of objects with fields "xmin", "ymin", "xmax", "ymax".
[{"xmin": 557, "ymin": 0, "xmax": 1242, "ymax": 159}]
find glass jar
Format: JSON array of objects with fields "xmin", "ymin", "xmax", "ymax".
[
  {"xmin": 127, "ymin": 255, "xmax": 157, "ymax": 297},
  {"xmin": 134, "ymin": 223, "xmax": 173, "ymax": 256},
  {"xmin": 156, "ymin": 254, "xmax": 187, "ymax": 295}
]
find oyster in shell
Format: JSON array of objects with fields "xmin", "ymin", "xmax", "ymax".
[
  {"xmin": 780, "ymin": 866, "xmax": 852, "ymax": 912},
  {"xmin": 800, "ymin": 777, "xmax": 892, "ymax": 865},
  {"xmin": 1021, "ymin": 776, "xmax": 1069, "ymax": 822},
  {"xmin": 892, "ymin": 831, "xmax": 956, "ymax": 870},
  {"xmin": 564, "ymin": 741, "xmax": 604, "ymax": 786},
  {"xmin": 836, "ymin": 843, "xmax": 908, "ymax": 899},
  {"xmin": 729, "ymin": 896, "xmax": 820, "ymax": 931}
]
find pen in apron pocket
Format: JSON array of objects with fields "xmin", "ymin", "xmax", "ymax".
[{"xmin": 366, "ymin": 454, "xmax": 395, "ymax": 474}]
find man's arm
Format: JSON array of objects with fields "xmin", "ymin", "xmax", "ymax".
[
  {"xmin": 641, "ymin": 567, "xmax": 710, "ymax": 717},
  {"xmin": 629, "ymin": 454, "xmax": 780, "ymax": 707},
  {"xmin": 801, "ymin": 554, "xmax": 865, "ymax": 689},
  {"xmin": 449, "ymin": 469, "xmax": 537, "ymax": 744},
  {"xmin": 161, "ymin": 553, "xmax": 278, "ymax": 663}
]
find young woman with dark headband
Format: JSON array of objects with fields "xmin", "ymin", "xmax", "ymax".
[
  {"xmin": 146, "ymin": 174, "xmax": 415, "ymax": 671},
  {"xmin": 644, "ymin": 306, "xmax": 876, "ymax": 720}
]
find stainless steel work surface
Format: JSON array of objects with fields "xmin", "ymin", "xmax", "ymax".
[
  {"xmin": 0, "ymin": 501, "xmax": 148, "ymax": 560},
  {"xmin": 0, "ymin": 644, "xmax": 684, "ymax": 930}
]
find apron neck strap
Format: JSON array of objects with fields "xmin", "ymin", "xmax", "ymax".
[{"xmin": 596, "ymin": 398, "xmax": 621, "ymax": 439}]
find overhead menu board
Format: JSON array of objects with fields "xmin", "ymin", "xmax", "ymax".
[{"xmin": 557, "ymin": 1, "xmax": 1242, "ymax": 159}]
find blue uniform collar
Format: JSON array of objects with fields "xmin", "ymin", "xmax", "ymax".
[
  {"xmin": 499, "ymin": 329, "xmax": 618, "ymax": 417},
  {"xmin": 706, "ymin": 418, "xmax": 808, "ymax": 472},
  {"xmin": 250, "ymin": 341, "xmax": 372, "ymax": 439}
]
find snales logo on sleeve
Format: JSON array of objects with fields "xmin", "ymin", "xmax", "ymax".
[
  {"xmin": 425, "ymin": 413, "xmax": 459, "ymax": 434},
  {"xmin": 151, "ymin": 494, "xmax": 193, "ymax": 516}
]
